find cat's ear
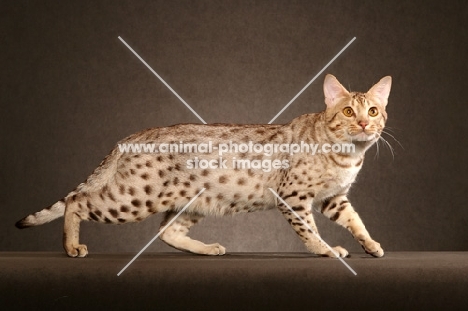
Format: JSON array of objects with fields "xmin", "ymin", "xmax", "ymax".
[
  {"xmin": 367, "ymin": 76, "xmax": 392, "ymax": 107},
  {"xmin": 323, "ymin": 74, "xmax": 350, "ymax": 108}
]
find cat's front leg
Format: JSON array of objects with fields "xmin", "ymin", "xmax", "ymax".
[
  {"xmin": 320, "ymin": 195, "xmax": 384, "ymax": 257},
  {"xmin": 276, "ymin": 190, "xmax": 349, "ymax": 258}
]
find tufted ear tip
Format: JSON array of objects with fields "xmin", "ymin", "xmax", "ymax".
[
  {"xmin": 379, "ymin": 76, "xmax": 392, "ymax": 88},
  {"xmin": 324, "ymin": 74, "xmax": 337, "ymax": 81}
]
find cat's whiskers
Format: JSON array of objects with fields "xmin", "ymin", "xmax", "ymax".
[
  {"xmin": 374, "ymin": 137, "xmax": 381, "ymax": 159},
  {"xmin": 382, "ymin": 126, "xmax": 398, "ymax": 134},
  {"xmin": 376, "ymin": 132, "xmax": 395, "ymax": 159},
  {"xmin": 381, "ymin": 129, "xmax": 403, "ymax": 149}
]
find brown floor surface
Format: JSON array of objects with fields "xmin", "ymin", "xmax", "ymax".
[{"xmin": 1, "ymin": 252, "xmax": 467, "ymax": 310}]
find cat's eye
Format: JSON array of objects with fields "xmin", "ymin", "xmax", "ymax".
[
  {"xmin": 368, "ymin": 107, "xmax": 379, "ymax": 117},
  {"xmin": 342, "ymin": 107, "xmax": 354, "ymax": 117}
]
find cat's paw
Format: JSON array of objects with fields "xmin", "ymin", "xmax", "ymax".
[
  {"xmin": 205, "ymin": 243, "xmax": 226, "ymax": 256},
  {"xmin": 65, "ymin": 244, "xmax": 88, "ymax": 258},
  {"xmin": 322, "ymin": 246, "xmax": 349, "ymax": 258},
  {"xmin": 362, "ymin": 240, "xmax": 384, "ymax": 258}
]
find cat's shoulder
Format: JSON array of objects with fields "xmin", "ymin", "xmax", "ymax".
[{"xmin": 289, "ymin": 112, "xmax": 323, "ymax": 123}]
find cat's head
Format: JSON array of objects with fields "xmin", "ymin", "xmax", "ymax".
[{"xmin": 323, "ymin": 74, "xmax": 392, "ymax": 148}]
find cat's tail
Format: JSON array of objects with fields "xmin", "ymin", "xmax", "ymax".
[
  {"xmin": 16, "ymin": 146, "xmax": 122, "ymax": 229},
  {"xmin": 15, "ymin": 199, "xmax": 66, "ymax": 229}
]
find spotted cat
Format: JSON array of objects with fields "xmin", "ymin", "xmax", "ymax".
[{"xmin": 16, "ymin": 74, "xmax": 391, "ymax": 258}]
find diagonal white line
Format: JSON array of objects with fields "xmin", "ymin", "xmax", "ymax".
[
  {"xmin": 268, "ymin": 188, "xmax": 357, "ymax": 276},
  {"xmin": 117, "ymin": 188, "xmax": 206, "ymax": 276},
  {"xmin": 268, "ymin": 37, "xmax": 356, "ymax": 124},
  {"xmin": 118, "ymin": 36, "xmax": 207, "ymax": 124}
]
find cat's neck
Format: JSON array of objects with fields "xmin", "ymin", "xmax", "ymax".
[{"xmin": 286, "ymin": 112, "xmax": 331, "ymax": 143}]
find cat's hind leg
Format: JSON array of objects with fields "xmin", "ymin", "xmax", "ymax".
[
  {"xmin": 159, "ymin": 212, "xmax": 226, "ymax": 255},
  {"xmin": 63, "ymin": 195, "xmax": 88, "ymax": 257}
]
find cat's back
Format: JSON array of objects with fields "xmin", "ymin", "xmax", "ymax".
[{"xmin": 119, "ymin": 122, "xmax": 284, "ymax": 145}]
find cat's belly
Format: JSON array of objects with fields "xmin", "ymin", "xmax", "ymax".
[
  {"xmin": 188, "ymin": 181, "xmax": 276, "ymax": 216},
  {"xmin": 114, "ymin": 153, "xmax": 277, "ymax": 216}
]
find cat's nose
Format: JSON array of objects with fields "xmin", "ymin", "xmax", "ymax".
[{"xmin": 358, "ymin": 121, "xmax": 368, "ymax": 129}]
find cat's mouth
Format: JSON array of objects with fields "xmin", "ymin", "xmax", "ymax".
[{"xmin": 351, "ymin": 132, "xmax": 377, "ymax": 142}]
